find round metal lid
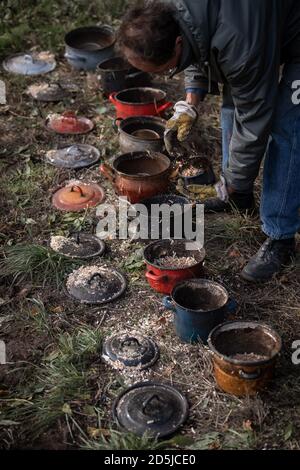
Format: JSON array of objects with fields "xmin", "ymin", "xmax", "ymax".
[
  {"xmin": 102, "ymin": 333, "xmax": 159, "ymax": 370},
  {"xmin": 113, "ymin": 382, "xmax": 189, "ymax": 438},
  {"xmin": 46, "ymin": 112, "xmax": 94, "ymax": 134},
  {"xmin": 46, "ymin": 144, "xmax": 100, "ymax": 169},
  {"xmin": 3, "ymin": 52, "xmax": 56, "ymax": 75},
  {"xmin": 27, "ymin": 82, "xmax": 70, "ymax": 102},
  {"xmin": 50, "ymin": 233, "xmax": 105, "ymax": 259},
  {"xmin": 66, "ymin": 265, "xmax": 127, "ymax": 304},
  {"xmin": 52, "ymin": 182, "xmax": 105, "ymax": 212}
]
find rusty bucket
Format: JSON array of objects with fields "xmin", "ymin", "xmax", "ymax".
[{"xmin": 208, "ymin": 321, "xmax": 282, "ymax": 396}]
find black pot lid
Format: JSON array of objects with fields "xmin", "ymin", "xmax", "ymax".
[
  {"xmin": 3, "ymin": 52, "xmax": 56, "ymax": 75},
  {"xmin": 113, "ymin": 382, "xmax": 189, "ymax": 438},
  {"xmin": 102, "ymin": 333, "xmax": 159, "ymax": 370},
  {"xmin": 27, "ymin": 82, "xmax": 70, "ymax": 101},
  {"xmin": 66, "ymin": 265, "xmax": 127, "ymax": 304},
  {"xmin": 46, "ymin": 144, "xmax": 100, "ymax": 168},
  {"xmin": 50, "ymin": 233, "xmax": 105, "ymax": 259}
]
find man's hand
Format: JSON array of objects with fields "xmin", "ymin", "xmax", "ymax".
[{"xmin": 164, "ymin": 101, "xmax": 198, "ymax": 154}]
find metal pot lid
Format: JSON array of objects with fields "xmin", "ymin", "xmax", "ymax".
[
  {"xmin": 27, "ymin": 82, "xmax": 70, "ymax": 101},
  {"xmin": 46, "ymin": 144, "xmax": 100, "ymax": 169},
  {"xmin": 50, "ymin": 233, "xmax": 105, "ymax": 259},
  {"xmin": 46, "ymin": 111, "xmax": 94, "ymax": 134},
  {"xmin": 52, "ymin": 182, "xmax": 105, "ymax": 211},
  {"xmin": 3, "ymin": 52, "xmax": 56, "ymax": 75},
  {"xmin": 113, "ymin": 382, "xmax": 189, "ymax": 438},
  {"xmin": 66, "ymin": 265, "xmax": 127, "ymax": 304},
  {"xmin": 102, "ymin": 333, "xmax": 159, "ymax": 369}
]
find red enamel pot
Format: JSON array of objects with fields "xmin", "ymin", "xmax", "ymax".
[
  {"xmin": 143, "ymin": 240, "xmax": 206, "ymax": 295},
  {"xmin": 109, "ymin": 87, "xmax": 172, "ymax": 119}
]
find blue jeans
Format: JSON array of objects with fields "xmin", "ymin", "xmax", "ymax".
[{"xmin": 221, "ymin": 64, "xmax": 300, "ymax": 239}]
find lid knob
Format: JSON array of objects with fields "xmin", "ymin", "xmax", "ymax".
[
  {"xmin": 142, "ymin": 394, "xmax": 172, "ymax": 422},
  {"xmin": 70, "ymin": 185, "xmax": 85, "ymax": 197}
]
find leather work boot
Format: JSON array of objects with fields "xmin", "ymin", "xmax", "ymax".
[
  {"xmin": 204, "ymin": 191, "xmax": 256, "ymax": 214},
  {"xmin": 241, "ymin": 238, "xmax": 296, "ymax": 282}
]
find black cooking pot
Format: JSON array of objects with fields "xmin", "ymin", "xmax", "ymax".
[
  {"xmin": 64, "ymin": 25, "xmax": 116, "ymax": 71},
  {"xmin": 98, "ymin": 57, "xmax": 151, "ymax": 96}
]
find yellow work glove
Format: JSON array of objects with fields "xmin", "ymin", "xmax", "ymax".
[{"xmin": 164, "ymin": 101, "xmax": 198, "ymax": 154}]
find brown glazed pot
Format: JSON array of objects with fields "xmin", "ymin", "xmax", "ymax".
[
  {"xmin": 208, "ymin": 321, "xmax": 282, "ymax": 396},
  {"xmin": 99, "ymin": 152, "xmax": 171, "ymax": 203}
]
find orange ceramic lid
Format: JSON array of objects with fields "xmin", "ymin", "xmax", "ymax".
[
  {"xmin": 46, "ymin": 111, "xmax": 94, "ymax": 134},
  {"xmin": 52, "ymin": 182, "xmax": 105, "ymax": 211}
]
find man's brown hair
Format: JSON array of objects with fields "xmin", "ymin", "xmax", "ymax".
[{"xmin": 118, "ymin": 1, "xmax": 180, "ymax": 65}]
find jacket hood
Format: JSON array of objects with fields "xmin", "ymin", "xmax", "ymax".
[{"xmin": 170, "ymin": 0, "xmax": 220, "ymax": 63}]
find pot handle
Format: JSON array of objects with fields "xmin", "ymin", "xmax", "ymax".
[
  {"xmin": 146, "ymin": 270, "xmax": 168, "ymax": 282},
  {"xmin": 100, "ymin": 162, "xmax": 116, "ymax": 183},
  {"xmin": 163, "ymin": 296, "xmax": 175, "ymax": 312},
  {"xmin": 225, "ymin": 297, "xmax": 238, "ymax": 316},
  {"xmin": 156, "ymin": 101, "xmax": 173, "ymax": 115},
  {"xmin": 64, "ymin": 53, "xmax": 87, "ymax": 62},
  {"xmin": 113, "ymin": 117, "xmax": 123, "ymax": 132},
  {"xmin": 239, "ymin": 368, "xmax": 262, "ymax": 380},
  {"xmin": 109, "ymin": 92, "xmax": 118, "ymax": 105}
]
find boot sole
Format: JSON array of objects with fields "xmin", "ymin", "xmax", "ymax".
[{"xmin": 240, "ymin": 270, "xmax": 268, "ymax": 283}]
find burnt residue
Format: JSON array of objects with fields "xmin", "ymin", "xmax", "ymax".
[
  {"xmin": 173, "ymin": 279, "xmax": 228, "ymax": 312},
  {"xmin": 213, "ymin": 326, "xmax": 279, "ymax": 359},
  {"xmin": 144, "ymin": 239, "xmax": 205, "ymax": 269}
]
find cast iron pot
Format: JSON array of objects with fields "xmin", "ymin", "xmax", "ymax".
[
  {"xmin": 98, "ymin": 57, "xmax": 151, "ymax": 96},
  {"xmin": 208, "ymin": 321, "xmax": 282, "ymax": 396},
  {"xmin": 109, "ymin": 87, "xmax": 172, "ymax": 119},
  {"xmin": 130, "ymin": 194, "xmax": 193, "ymax": 242},
  {"xmin": 64, "ymin": 25, "xmax": 115, "ymax": 71},
  {"xmin": 163, "ymin": 279, "xmax": 237, "ymax": 344},
  {"xmin": 144, "ymin": 240, "xmax": 206, "ymax": 294},
  {"xmin": 100, "ymin": 152, "xmax": 171, "ymax": 204},
  {"xmin": 115, "ymin": 116, "xmax": 166, "ymax": 154}
]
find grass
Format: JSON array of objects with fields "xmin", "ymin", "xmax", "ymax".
[
  {"xmin": 0, "ymin": 0, "xmax": 131, "ymax": 56},
  {"xmin": 1, "ymin": 327, "xmax": 103, "ymax": 442},
  {"xmin": 0, "ymin": 243, "xmax": 82, "ymax": 287}
]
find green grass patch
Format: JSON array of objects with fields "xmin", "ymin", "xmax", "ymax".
[{"xmin": 0, "ymin": 243, "xmax": 82, "ymax": 287}]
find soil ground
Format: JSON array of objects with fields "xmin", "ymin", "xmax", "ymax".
[{"xmin": 0, "ymin": 0, "xmax": 300, "ymax": 451}]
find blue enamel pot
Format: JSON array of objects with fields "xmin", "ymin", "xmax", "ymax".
[
  {"xmin": 163, "ymin": 279, "xmax": 237, "ymax": 344},
  {"xmin": 64, "ymin": 26, "xmax": 116, "ymax": 71}
]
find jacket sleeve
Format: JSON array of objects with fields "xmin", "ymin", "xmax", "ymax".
[{"xmin": 184, "ymin": 64, "xmax": 220, "ymax": 95}]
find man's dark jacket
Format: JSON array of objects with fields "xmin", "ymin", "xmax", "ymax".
[{"xmin": 168, "ymin": 0, "xmax": 300, "ymax": 191}]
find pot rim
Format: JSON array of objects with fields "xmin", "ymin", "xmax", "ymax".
[
  {"xmin": 119, "ymin": 116, "xmax": 166, "ymax": 142},
  {"xmin": 143, "ymin": 240, "xmax": 206, "ymax": 271},
  {"xmin": 114, "ymin": 87, "xmax": 167, "ymax": 106},
  {"xmin": 207, "ymin": 321, "xmax": 282, "ymax": 366},
  {"xmin": 65, "ymin": 25, "xmax": 116, "ymax": 51},
  {"xmin": 97, "ymin": 56, "xmax": 133, "ymax": 72},
  {"xmin": 112, "ymin": 152, "xmax": 171, "ymax": 180},
  {"xmin": 170, "ymin": 278, "xmax": 229, "ymax": 312}
]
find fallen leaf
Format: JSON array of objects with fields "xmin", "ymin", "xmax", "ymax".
[{"xmin": 87, "ymin": 427, "xmax": 111, "ymax": 439}]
